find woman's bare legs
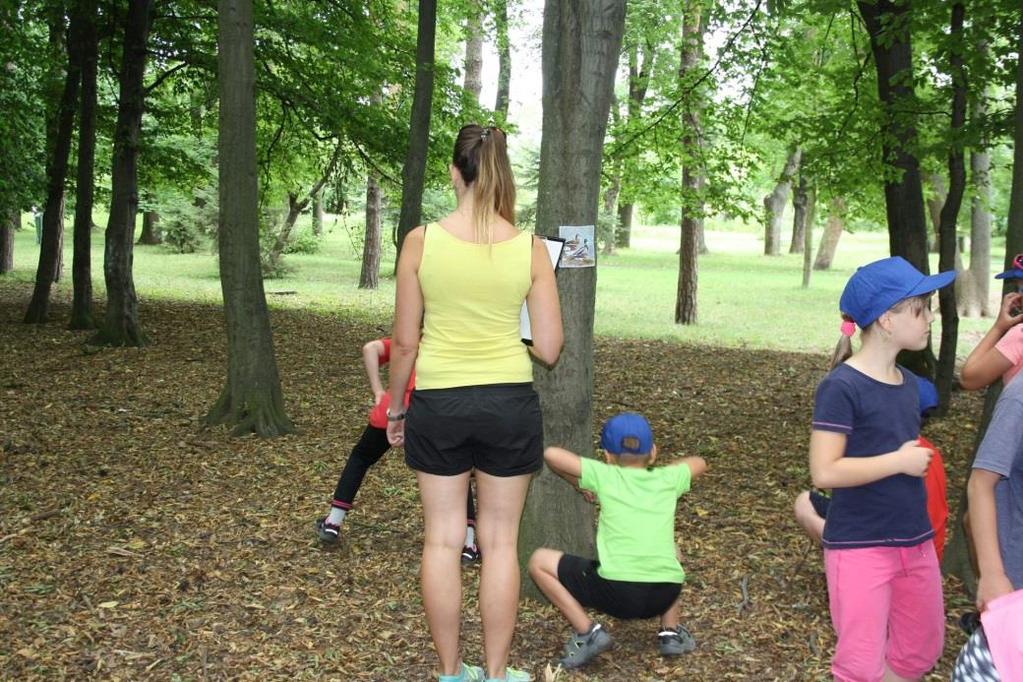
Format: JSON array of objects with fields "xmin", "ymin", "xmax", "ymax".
[
  {"xmin": 417, "ymin": 470, "xmax": 472, "ymax": 676},
  {"xmin": 475, "ymin": 470, "xmax": 531, "ymax": 679}
]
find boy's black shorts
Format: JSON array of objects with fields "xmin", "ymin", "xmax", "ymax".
[
  {"xmin": 404, "ymin": 383, "xmax": 543, "ymax": 477},
  {"xmin": 557, "ymin": 554, "xmax": 681, "ymax": 620}
]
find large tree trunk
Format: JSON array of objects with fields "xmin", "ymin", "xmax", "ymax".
[
  {"xmin": 789, "ymin": 174, "xmax": 809, "ymax": 254},
  {"xmin": 136, "ymin": 210, "xmax": 161, "ymax": 245},
  {"xmin": 24, "ymin": 6, "xmax": 81, "ymax": 323},
  {"xmin": 0, "ymin": 211, "xmax": 15, "ymax": 274},
  {"xmin": 520, "ymin": 0, "xmax": 625, "ymax": 600},
  {"xmin": 93, "ymin": 0, "xmax": 151, "ymax": 346},
  {"xmin": 946, "ymin": 17, "xmax": 1023, "ymax": 591},
  {"xmin": 857, "ymin": 0, "xmax": 930, "ymax": 274},
  {"xmin": 463, "ymin": 1, "xmax": 483, "ymax": 103},
  {"xmin": 934, "ymin": 2, "xmax": 966, "ymax": 414},
  {"xmin": 616, "ymin": 202, "xmax": 633, "ymax": 248},
  {"xmin": 360, "ymin": 172, "xmax": 382, "ymax": 289},
  {"xmin": 394, "ymin": 0, "xmax": 436, "ymax": 257},
  {"xmin": 311, "ymin": 191, "xmax": 323, "ymax": 237},
  {"xmin": 958, "ymin": 90, "xmax": 992, "ymax": 318},
  {"xmin": 493, "ymin": 0, "xmax": 510, "ymax": 118},
  {"xmin": 813, "ymin": 196, "xmax": 845, "ymax": 270},
  {"xmin": 206, "ymin": 0, "xmax": 294, "ymax": 437},
  {"xmin": 675, "ymin": 3, "xmax": 703, "ymax": 325},
  {"xmin": 762, "ymin": 146, "xmax": 801, "ymax": 256},
  {"xmin": 69, "ymin": 0, "xmax": 98, "ymax": 330},
  {"xmin": 926, "ymin": 173, "xmax": 946, "ymax": 253}
]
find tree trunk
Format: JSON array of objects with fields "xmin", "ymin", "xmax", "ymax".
[
  {"xmin": 25, "ymin": 6, "xmax": 81, "ymax": 323},
  {"xmin": 934, "ymin": 2, "xmax": 966, "ymax": 414},
  {"xmin": 762, "ymin": 146, "xmax": 801, "ymax": 256},
  {"xmin": 857, "ymin": 0, "xmax": 930, "ymax": 274},
  {"xmin": 616, "ymin": 202, "xmax": 632, "ymax": 248},
  {"xmin": 265, "ymin": 146, "xmax": 342, "ymax": 274},
  {"xmin": 93, "ymin": 0, "xmax": 151, "ymax": 346},
  {"xmin": 946, "ymin": 20, "xmax": 1023, "ymax": 590},
  {"xmin": 601, "ymin": 171, "xmax": 620, "ymax": 255},
  {"xmin": 311, "ymin": 190, "xmax": 323, "ymax": 237},
  {"xmin": 802, "ymin": 186, "xmax": 815, "ymax": 288},
  {"xmin": 813, "ymin": 196, "xmax": 845, "ymax": 270},
  {"xmin": 675, "ymin": 3, "xmax": 703, "ymax": 325},
  {"xmin": 521, "ymin": 0, "xmax": 625, "ymax": 601},
  {"xmin": 360, "ymin": 172, "xmax": 382, "ymax": 289},
  {"xmin": 0, "ymin": 211, "xmax": 14, "ymax": 274},
  {"xmin": 926, "ymin": 173, "xmax": 946, "ymax": 253},
  {"xmin": 789, "ymin": 174, "xmax": 809, "ymax": 254},
  {"xmin": 959, "ymin": 89, "xmax": 992, "ymax": 318},
  {"xmin": 70, "ymin": 0, "xmax": 98, "ymax": 330},
  {"xmin": 206, "ymin": 0, "xmax": 294, "ymax": 437},
  {"xmin": 493, "ymin": 0, "xmax": 510, "ymax": 118},
  {"xmin": 463, "ymin": 2, "xmax": 483, "ymax": 103},
  {"xmin": 136, "ymin": 210, "xmax": 161, "ymax": 245},
  {"xmin": 395, "ymin": 0, "xmax": 436, "ymax": 257}
]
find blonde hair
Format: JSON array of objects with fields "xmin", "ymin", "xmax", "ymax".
[
  {"xmin": 452, "ymin": 124, "xmax": 516, "ymax": 244},
  {"xmin": 829, "ymin": 294, "xmax": 930, "ymax": 369}
]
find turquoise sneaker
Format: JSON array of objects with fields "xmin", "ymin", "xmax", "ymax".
[
  {"xmin": 439, "ymin": 662, "xmax": 485, "ymax": 682},
  {"xmin": 484, "ymin": 667, "xmax": 532, "ymax": 682}
]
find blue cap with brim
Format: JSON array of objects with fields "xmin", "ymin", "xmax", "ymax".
[
  {"xmin": 600, "ymin": 412, "xmax": 654, "ymax": 456},
  {"xmin": 994, "ymin": 254, "xmax": 1023, "ymax": 280},
  {"xmin": 839, "ymin": 256, "xmax": 956, "ymax": 328}
]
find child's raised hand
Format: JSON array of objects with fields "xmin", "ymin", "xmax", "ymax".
[
  {"xmin": 995, "ymin": 292, "xmax": 1023, "ymax": 331},
  {"xmin": 897, "ymin": 439, "xmax": 932, "ymax": 477}
]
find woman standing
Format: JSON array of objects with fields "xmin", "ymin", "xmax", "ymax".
[{"xmin": 386, "ymin": 124, "xmax": 563, "ymax": 682}]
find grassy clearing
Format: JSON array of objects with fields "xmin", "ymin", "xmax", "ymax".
[{"xmin": 4, "ymin": 211, "xmax": 1001, "ymax": 355}]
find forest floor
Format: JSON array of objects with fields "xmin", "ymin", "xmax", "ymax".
[{"xmin": 0, "ymin": 279, "xmax": 983, "ymax": 681}]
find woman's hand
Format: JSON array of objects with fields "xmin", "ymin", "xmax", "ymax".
[{"xmin": 386, "ymin": 416, "xmax": 405, "ymax": 446}]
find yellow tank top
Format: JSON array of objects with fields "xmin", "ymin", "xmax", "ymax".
[{"xmin": 415, "ymin": 223, "xmax": 534, "ymax": 389}]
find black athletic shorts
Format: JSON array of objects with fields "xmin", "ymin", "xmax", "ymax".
[
  {"xmin": 404, "ymin": 382, "xmax": 543, "ymax": 477},
  {"xmin": 557, "ymin": 554, "xmax": 682, "ymax": 620}
]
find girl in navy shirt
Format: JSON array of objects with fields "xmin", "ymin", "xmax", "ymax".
[{"xmin": 810, "ymin": 257, "xmax": 955, "ymax": 682}]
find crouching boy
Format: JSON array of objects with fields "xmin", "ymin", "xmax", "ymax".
[{"xmin": 527, "ymin": 412, "xmax": 707, "ymax": 670}]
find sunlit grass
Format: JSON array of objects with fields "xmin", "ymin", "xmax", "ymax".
[{"xmin": 5, "ymin": 211, "xmax": 1000, "ymax": 356}]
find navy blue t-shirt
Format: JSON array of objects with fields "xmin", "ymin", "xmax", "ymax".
[{"xmin": 812, "ymin": 363, "xmax": 933, "ymax": 549}]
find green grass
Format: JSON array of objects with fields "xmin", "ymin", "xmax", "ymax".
[{"xmin": 4, "ymin": 211, "xmax": 1002, "ymax": 355}]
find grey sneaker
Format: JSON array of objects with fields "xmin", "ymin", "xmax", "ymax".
[
  {"xmin": 559, "ymin": 623, "xmax": 612, "ymax": 670},
  {"xmin": 315, "ymin": 517, "xmax": 340, "ymax": 544},
  {"xmin": 658, "ymin": 625, "xmax": 696, "ymax": 656}
]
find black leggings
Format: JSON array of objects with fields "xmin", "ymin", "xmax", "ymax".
[{"xmin": 331, "ymin": 425, "xmax": 477, "ymax": 523}]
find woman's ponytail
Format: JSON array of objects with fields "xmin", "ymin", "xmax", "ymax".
[{"xmin": 452, "ymin": 124, "xmax": 516, "ymax": 244}]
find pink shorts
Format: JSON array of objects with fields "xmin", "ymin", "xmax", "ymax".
[{"xmin": 824, "ymin": 543, "xmax": 944, "ymax": 682}]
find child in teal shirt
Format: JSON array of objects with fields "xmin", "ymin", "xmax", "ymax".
[{"xmin": 528, "ymin": 412, "xmax": 707, "ymax": 670}]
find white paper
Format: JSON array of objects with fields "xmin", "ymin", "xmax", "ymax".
[{"xmin": 520, "ymin": 236, "xmax": 565, "ymax": 344}]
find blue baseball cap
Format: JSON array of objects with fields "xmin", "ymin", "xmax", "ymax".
[
  {"xmin": 839, "ymin": 256, "xmax": 956, "ymax": 328},
  {"xmin": 994, "ymin": 253, "xmax": 1023, "ymax": 280},
  {"xmin": 917, "ymin": 377, "xmax": 938, "ymax": 415},
  {"xmin": 600, "ymin": 412, "xmax": 654, "ymax": 456}
]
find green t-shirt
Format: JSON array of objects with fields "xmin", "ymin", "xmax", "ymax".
[{"xmin": 579, "ymin": 458, "xmax": 692, "ymax": 584}]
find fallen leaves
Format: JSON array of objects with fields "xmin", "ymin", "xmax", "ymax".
[{"xmin": 0, "ymin": 280, "xmax": 980, "ymax": 680}]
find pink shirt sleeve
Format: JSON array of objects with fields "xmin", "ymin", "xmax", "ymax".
[{"xmin": 995, "ymin": 325, "xmax": 1023, "ymax": 385}]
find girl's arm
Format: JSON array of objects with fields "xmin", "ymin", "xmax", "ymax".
[
  {"xmin": 968, "ymin": 468, "xmax": 1015, "ymax": 610},
  {"xmin": 526, "ymin": 237, "xmax": 564, "ymax": 366},
  {"xmin": 386, "ymin": 228, "xmax": 425, "ymax": 443},
  {"xmin": 809, "ymin": 431, "xmax": 932, "ymax": 489},
  {"xmin": 960, "ymin": 293, "xmax": 1022, "ymax": 390},
  {"xmin": 362, "ymin": 339, "xmax": 387, "ymax": 404},
  {"xmin": 544, "ymin": 446, "xmax": 583, "ymax": 487}
]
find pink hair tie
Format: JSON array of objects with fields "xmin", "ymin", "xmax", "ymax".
[{"xmin": 840, "ymin": 320, "xmax": 856, "ymax": 337}]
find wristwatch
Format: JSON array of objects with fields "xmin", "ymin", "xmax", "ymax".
[{"xmin": 386, "ymin": 409, "xmax": 406, "ymax": 422}]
